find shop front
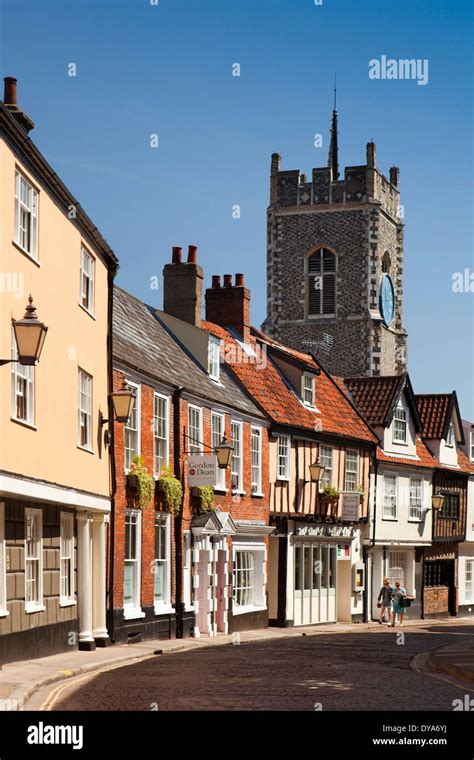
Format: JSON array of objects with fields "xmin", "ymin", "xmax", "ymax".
[{"xmin": 268, "ymin": 518, "xmax": 365, "ymax": 627}]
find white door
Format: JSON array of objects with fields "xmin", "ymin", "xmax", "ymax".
[{"xmin": 294, "ymin": 542, "xmax": 337, "ymax": 625}]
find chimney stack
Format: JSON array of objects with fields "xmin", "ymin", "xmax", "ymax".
[
  {"xmin": 205, "ymin": 273, "xmax": 251, "ymax": 343},
  {"xmin": 2, "ymin": 77, "xmax": 35, "ymax": 133},
  {"xmin": 163, "ymin": 245, "xmax": 203, "ymax": 327}
]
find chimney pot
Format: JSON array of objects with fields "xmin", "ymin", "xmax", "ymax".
[
  {"xmin": 223, "ymin": 274, "xmax": 232, "ymax": 288},
  {"xmin": 187, "ymin": 245, "xmax": 197, "ymax": 264},
  {"xmin": 3, "ymin": 77, "xmax": 17, "ymax": 106},
  {"xmin": 172, "ymin": 246, "xmax": 182, "ymax": 264},
  {"xmin": 235, "ymin": 273, "xmax": 245, "ymax": 287},
  {"xmin": 212, "ymin": 275, "xmax": 221, "ymax": 288}
]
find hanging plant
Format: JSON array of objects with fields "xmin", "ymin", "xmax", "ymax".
[
  {"xmin": 321, "ymin": 485, "xmax": 340, "ymax": 500},
  {"xmin": 129, "ymin": 455, "xmax": 155, "ymax": 509},
  {"xmin": 191, "ymin": 485, "xmax": 215, "ymax": 513},
  {"xmin": 156, "ymin": 465, "xmax": 183, "ymax": 515}
]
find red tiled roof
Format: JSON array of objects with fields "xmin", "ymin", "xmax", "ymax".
[
  {"xmin": 344, "ymin": 375, "xmax": 406, "ymax": 427},
  {"xmin": 449, "ymin": 449, "xmax": 474, "ymax": 475},
  {"xmin": 377, "ymin": 437, "xmax": 437, "ymax": 469},
  {"xmin": 202, "ymin": 321, "xmax": 377, "ymax": 443},
  {"xmin": 416, "ymin": 394, "xmax": 453, "ymax": 439}
]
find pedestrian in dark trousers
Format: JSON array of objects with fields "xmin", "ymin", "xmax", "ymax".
[{"xmin": 377, "ymin": 577, "xmax": 393, "ymax": 624}]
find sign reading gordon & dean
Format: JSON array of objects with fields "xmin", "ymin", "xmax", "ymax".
[{"xmin": 187, "ymin": 454, "xmax": 218, "ymax": 487}]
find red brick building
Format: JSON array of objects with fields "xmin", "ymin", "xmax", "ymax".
[{"xmin": 108, "ymin": 249, "xmax": 272, "ymax": 643}]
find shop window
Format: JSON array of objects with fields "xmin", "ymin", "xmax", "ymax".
[
  {"xmin": 424, "ymin": 560, "xmax": 450, "ymax": 587},
  {"xmin": 232, "ymin": 546, "xmax": 265, "ymax": 612}
]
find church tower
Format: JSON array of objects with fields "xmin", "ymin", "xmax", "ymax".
[{"xmin": 264, "ymin": 108, "xmax": 408, "ymax": 377}]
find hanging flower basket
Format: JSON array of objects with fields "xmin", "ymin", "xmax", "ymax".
[
  {"xmin": 191, "ymin": 485, "xmax": 215, "ymax": 514},
  {"xmin": 156, "ymin": 466, "xmax": 183, "ymax": 515},
  {"xmin": 127, "ymin": 456, "xmax": 155, "ymax": 509}
]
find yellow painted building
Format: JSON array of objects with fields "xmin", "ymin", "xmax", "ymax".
[{"xmin": 0, "ymin": 77, "xmax": 118, "ymax": 664}]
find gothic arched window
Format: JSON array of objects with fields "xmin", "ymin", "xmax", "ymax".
[
  {"xmin": 308, "ymin": 248, "xmax": 336, "ymax": 315},
  {"xmin": 382, "ymin": 251, "xmax": 391, "ymax": 274}
]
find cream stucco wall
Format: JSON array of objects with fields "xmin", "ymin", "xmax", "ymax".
[
  {"xmin": 0, "ymin": 141, "xmax": 111, "ymax": 500},
  {"xmin": 374, "ymin": 464, "xmax": 432, "ymax": 543}
]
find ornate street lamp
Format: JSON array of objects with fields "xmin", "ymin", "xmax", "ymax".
[
  {"xmin": 0, "ymin": 295, "xmax": 48, "ymax": 366},
  {"xmin": 431, "ymin": 492, "xmax": 445, "ymax": 512},
  {"xmin": 110, "ymin": 378, "xmax": 135, "ymax": 423},
  {"xmin": 309, "ymin": 461, "xmax": 325, "ymax": 482},
  {"xmin": 215, "ymin": 434, "xmax": 233, "ymax": 469}
]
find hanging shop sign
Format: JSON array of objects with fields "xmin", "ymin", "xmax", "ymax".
[
  {"xmin": 341, "ymin": 492, "xmax": 360, "ymax": 522},
  {"xmin": 187, "ymin": 455, "xmax": 218, "ymax": 487}
]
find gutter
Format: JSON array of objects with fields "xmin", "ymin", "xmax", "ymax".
[{"xmin": 106, "ymin": 265, "xmax": 118, "ymax": 643}]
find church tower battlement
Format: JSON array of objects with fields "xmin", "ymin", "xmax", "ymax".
[{"xmin": 265, "ymin": 109, "xmax": 408, "ymax": 378}]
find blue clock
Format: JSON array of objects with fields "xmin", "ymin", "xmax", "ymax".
[{"xmin": 379, "ymin": 274, "xmax": 395, "ymax": 327}]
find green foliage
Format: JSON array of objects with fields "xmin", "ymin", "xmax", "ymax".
[
  {"xmin": 157, "ymin": 465, "xmax": 183, "ymax": 514},
  {"xmin": 129, "ymin": 455, "xmax": 155, "ymax": 509},
  {"xmin": 322, "ymin": 485, "xmax": 340, "ymax": 499},
  {"xmin": 197, "ymin": 485, "xmax": 215, "ymax": 512}
]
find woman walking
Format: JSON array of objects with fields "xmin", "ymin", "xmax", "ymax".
[
  {"xmin": 377, "ymin": 578, "xmax": 393, "ymax": 624},
  {"xmin": 391, "ymin": 581, "xmax": 407, "ymax": 626}
]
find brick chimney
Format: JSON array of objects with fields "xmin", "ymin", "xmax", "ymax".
[
  {"xmin": 3, "ymin": 77, "xmax": 35, "ymax": 133},
  {"xmin": 205, "ymin": 273, "xmax": 251, "ymax": 343},
  {"xmin": 163, "ymin": 245, "xmax": 203, "ymax": 326}
]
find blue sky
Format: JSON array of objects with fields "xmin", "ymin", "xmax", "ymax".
[{"xmin": 1, "ymin": 0, "xmax": 473, "ymax": 418}]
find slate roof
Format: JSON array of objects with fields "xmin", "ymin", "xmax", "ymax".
[
  {"xmin": 343, "ymin": 375, "xmax": 407, "ymax": 427},
  {"xmin": 113, "ymin": 287, "xmax": 264, "ymax": 419},
  {"xmin": 201, "ymin": 321, "xmax": 377, "ymax": 444}
]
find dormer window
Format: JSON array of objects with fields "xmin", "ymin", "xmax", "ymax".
[
  {"xmin": 302, "ymin": 372, "xmax": 315, "ymax": 407},
  {"xmin": 446, "ymin": 422, "xmax": 455, "ymax": 448},
  {"xmin": 393, "ymin": 405, "xmax": 407, "ymax": 444},
  {"xmin": 208, "ymin": 336, "xmax": 221, "ymax": 382}
]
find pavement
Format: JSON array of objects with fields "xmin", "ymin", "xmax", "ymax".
[{"xmin": 1, "ymin": 616, "xmax": 473, "ymax": 711}]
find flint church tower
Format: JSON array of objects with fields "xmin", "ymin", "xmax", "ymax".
[{"xmin": 264, "ymin": 105, "xmax": 408, "ymax": 377}]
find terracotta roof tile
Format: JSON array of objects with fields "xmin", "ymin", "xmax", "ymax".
[
  {"xmin": 344, "ymin": 375, "xmax": 406, "ymax": 427},
  {"xmin": 377, "ymin": 437, "xmax": 437, "ymax": 469},
  {"xmin": 203, "ymin": 321, "xmax": 377, "ymax": 443},
  {"xmin": 416, "ymin": 394, "xmax": 453, "ymax": 439}
]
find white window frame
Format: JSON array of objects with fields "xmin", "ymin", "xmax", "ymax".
[
  {"xmin": 466, "ymin": 560, "xmax": 474, "ymax": 604},
  {"xmin": 251, "ymin": 426, "xmax": 263, "ymax": 495},
  {"xmin": 123, "ymin": 508, "xmax": 144, "ymax": 619},
  {"xmin": 124, "ymin": 382, "xmax": 140, "ymax": 471},
  {"xmin": 183, "ymin": 531, "xmax": 194, "ymax": 611},
  {"xmin": 153, "ymin": 392, "xmax": 169, "ymax": 477},
  {"xmin": 59, "ymin": 512, "xmax": 75, "ymax": 606},
  {"xmin": 14, "ymin": 169, "xmax": 38, "ymax": 260},
  {"xmin": 445, "ymin": 421, "xmax": 455, "ymax": 448},
  {"xmin": 393, "ymin": 405, "xmax": 408, "ymax": 444},
  {"xmin": 277, "ymin": 435, "xmax": 290, "ymax": 481},
  {"xmin": 302, "ymin": 372, "xmax": 315, "ymax": 407},
  {"xmin": 319, "ymin": 445, "xmax": 333, "ymax": 490},
  {"xmin": 382, "ymin": 472, "xmax": 398, "ymax": 520},
  {"xmin": 188, "ymin": 405, "xmax": 203, "ymax": 454},
  {"xmin": 0, "ymin": 503, "xmax": 7, "ymax": 617},
  {"xmin": 212, "ymin": 412, "xmax": 226, "ymax": 491},
  {"xmin": 79, "ymin": 246, "xmax": 95, "ymax": 316},
  {"xmin": 11, "ymin": 329, "xmax": 35, "ymax": 427},
  {"xmin": 25, "ymin": 507, "xmax": 44, "ymax": 613},
  {"xmin": 153, "ymin": 512, "xmax": 172, "ymax": 612},
  {"xmin": 232, "ymin": 544, "xmax": 266, "ymax": 615},
  {"xmin": 77, "ymin": 368, "xmax": 93, "ymax": 451},
  {"xmin": 207, "ymin": 336, "xmax": 221, "ymax": 382},
  {"xmin": 344, "ymin": 449, "xmax": 359, "ymax": 491},
  {"xmin": 470, "ymin": 430, "xmax": 474, "ymax": 462},
  {"xmin": 409, "ymin": 476, "xmax": 423, "ymax": 521},
  {"xmin": 231, "ymin": 420, "xmax": 244, "ymax": 493}
]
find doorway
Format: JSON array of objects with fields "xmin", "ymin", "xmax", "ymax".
[{"xmin": 293, "ymin": 541, "xmax": 337, "ymax": 625}]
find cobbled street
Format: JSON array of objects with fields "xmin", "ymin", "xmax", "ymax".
[{"xmin": 45, "ymin": 624, "xmax": 474, "ymax": 711}]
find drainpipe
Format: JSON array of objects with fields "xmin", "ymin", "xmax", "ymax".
[
  {"xmin": 106, "ymin": 267, "xmax": 117, "ymax": 643},
  {"xmin": 364, "ymin": 450, "xmax": 378, "ymax": 622},
  {"xmin": 173, "ymin": 386, "xmax": 185, "ymax": 638}
]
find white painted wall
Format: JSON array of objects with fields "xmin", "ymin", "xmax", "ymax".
[
  {"xmin": 382, "ymin": 392, "xmax": 417, "ymax": 457},
  {"xmin": 375, "ymin": 464, "xmax": 433, "ymax": 543}
]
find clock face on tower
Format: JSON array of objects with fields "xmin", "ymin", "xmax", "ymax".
[{"xmin": 379, "ymin": 274, "xmax": 395, "ymax": 327}]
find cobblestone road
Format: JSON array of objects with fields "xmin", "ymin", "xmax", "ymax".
[{"xmin": 48, "ymin": 624, "xmax": 474, "ymax": 711}]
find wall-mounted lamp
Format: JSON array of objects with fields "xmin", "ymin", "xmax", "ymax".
[
  {"xmin": 100, "ymin": 377, "xmax": 135, "ymax": 445},
  {"xmin": 431, "ymin": 492, "xmax": 445, "ymax": 512},
  {"xmin": 308, "ymin": 462, "xmax": 325, "ymax": 482},
  {"xmin": 0, "ymin": 295, "xmax": 48, "ymax": 367}
]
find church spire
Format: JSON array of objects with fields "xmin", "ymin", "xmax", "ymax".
[{"xmin": 328, "ymin": 75, "xmax": 339, "ymax": 181}]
